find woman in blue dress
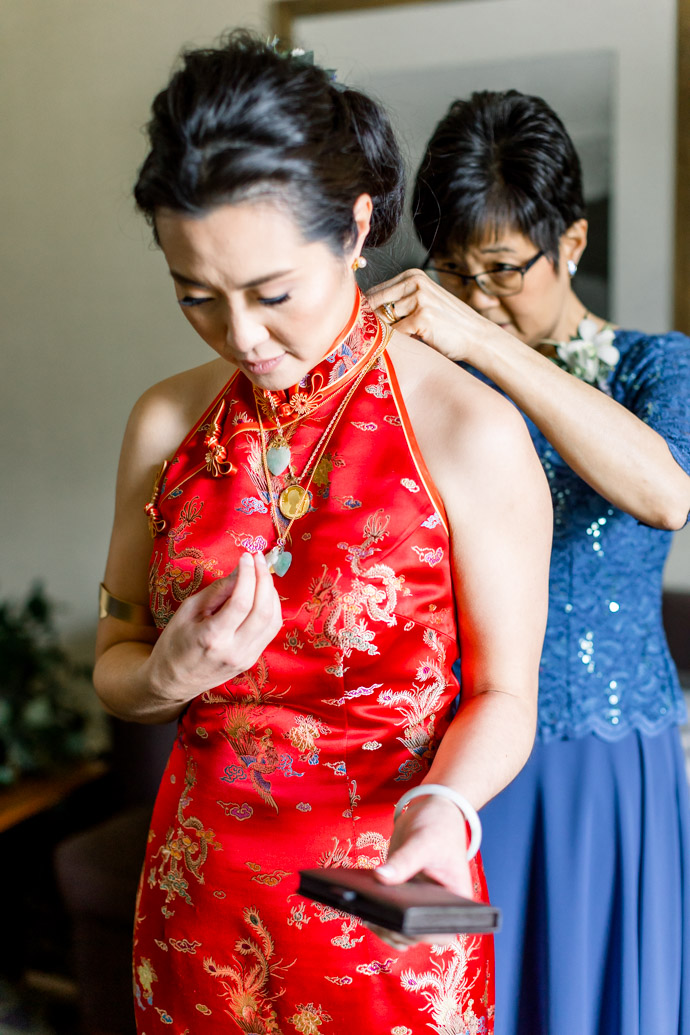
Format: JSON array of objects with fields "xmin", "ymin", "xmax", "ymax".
[{"xmin": 368, "ymin": 90, "xmax": 690, "ymax": 1035}]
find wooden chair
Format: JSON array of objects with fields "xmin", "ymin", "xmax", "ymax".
[{"xmin": 54, "ymin": 719, "xmax": 176, "ymax": 1035}]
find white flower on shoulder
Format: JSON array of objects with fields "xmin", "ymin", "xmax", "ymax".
[{"xmin": 552, "ymin": 318, "xmax": 619, "ymax": 390}]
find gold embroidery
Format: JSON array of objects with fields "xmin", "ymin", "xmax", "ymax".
[
  {"xmin": 204, "ymin": 907, "xmax": 294, "ymax": 1033},
  {"xmin": 145, "ymin": 460, "xmax": 169, "ymax": 537},
  {"xmin": 204, "ymin": 400, "xmax": 236, "ymax": 477},
  {"xmin": 148, "ymin": 756, "xmax": 221, "ymax": 907}
]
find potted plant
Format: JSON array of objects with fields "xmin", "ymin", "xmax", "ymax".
[{"xmin": 0, "ymin": 583, "xmax": 92, "ymax": 784}]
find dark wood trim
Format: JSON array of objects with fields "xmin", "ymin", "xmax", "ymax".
[
  {"xmin": 272, "ymin": 0, "xmax": 465, "ymax": 46},
  {"xmin": 0, "ymin": 760, "xmax": 107, "ymax": 834},
  {"xmin": 676, "ymin": 0, "xmax": 690, "ymax": 333}
]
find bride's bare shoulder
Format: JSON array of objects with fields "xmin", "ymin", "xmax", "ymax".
[
  {"xmin": 386, "ymin": 330, "xmax": 537, "ymax": 496},
  {"xmin": 387, "ymin": 330, "xmax": 505, "ymax": 419},
  {"xmin": 123, "ymin": 357, "xmax": 236, "ymax": 465}
]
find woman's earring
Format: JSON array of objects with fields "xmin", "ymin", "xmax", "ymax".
[
  {"xmin": 352, "ymin": 255, "xmax": 367, "ymax": 271},
  {"xmin": 567, "ymin": 260, "xmax": 578, "ymax": 277}
]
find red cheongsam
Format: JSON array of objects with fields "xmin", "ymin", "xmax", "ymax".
[{"xmin": 134, "ymin": 290, "xmax": 494, "ymax": 1034}]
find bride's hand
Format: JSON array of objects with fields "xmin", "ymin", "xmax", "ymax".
[
  {"xmin": 145, "ymin": 551, "xmax": 283, "ymax": 707},
  {"xmin": 367, "ymin": 795, "xmax": 476, "ymax": 950},
  {"xmin": 367, "ymin": 269, "xmax": 506, "ymax": 366}
]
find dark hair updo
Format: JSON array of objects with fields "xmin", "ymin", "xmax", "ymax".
[
  {"xmin": 134, "ymin": 30, "xmax": 405, "ymax": 253},
  {"xmin": 413, "ymin": 90, "xmax": 585, "ymax": 266}
]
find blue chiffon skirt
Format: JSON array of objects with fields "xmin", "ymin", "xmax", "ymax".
[{"xmin": 480, "ymin": 726, "xmax": 690, "ymax": 1035}]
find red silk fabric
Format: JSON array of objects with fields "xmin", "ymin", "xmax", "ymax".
[{"xmin": 136, "ymin": 292, "xmax": 494, "ymax": 1033}]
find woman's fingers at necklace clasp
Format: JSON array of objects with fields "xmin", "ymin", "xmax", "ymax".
[{"xmin": 367, "ymin": 269, "xmax": 470, "ymax": 362}]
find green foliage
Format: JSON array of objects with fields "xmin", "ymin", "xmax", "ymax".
[{"xmin": 0, "ymin": 584, "xmax": 92, "ymax": 784}]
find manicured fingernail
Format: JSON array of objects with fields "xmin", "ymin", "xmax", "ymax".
[
  {"xmin": 256, "ymin": 551, "xmax": 267, "ymax": 567},
  {"xmin": 376, "ymin": 864, "xmax": 395, "ymax": 878},
  {"xmin": 240, "ymin": 552, "xmax": 253, "ymax": 565}
]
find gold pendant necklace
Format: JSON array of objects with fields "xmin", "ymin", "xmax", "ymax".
[
  {"xmin": 278, "ymin": 483, "xmax": 310, "ymax": 520},
  {"xmin": 255, "ymin": 324, "xmax": 391, "ymax": 574}
]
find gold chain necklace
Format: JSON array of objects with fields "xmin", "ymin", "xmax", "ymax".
[
  {"xmin": 261, "ymin": 369, "xmax": 357, "ymax": 479},
  {"xmin": 255, "ymin": 327, "xmax": 391, "ymax": 576}
]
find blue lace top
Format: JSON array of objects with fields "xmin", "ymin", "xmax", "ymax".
[{"xmin": 470, "ymin": 329, "xmax": 690, "ymax": 742}]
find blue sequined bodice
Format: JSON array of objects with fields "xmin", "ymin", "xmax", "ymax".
[{"xmin": 473, "ymin": 330, "xmax": 690, "ymax": 742}]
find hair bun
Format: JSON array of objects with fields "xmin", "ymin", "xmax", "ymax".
[{"xmin": 135, "ymin": 30, "xmax": 405, "ymax": 253}]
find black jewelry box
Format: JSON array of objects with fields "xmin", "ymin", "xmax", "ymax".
[{"xmin": 297, "ymin": 867, "xmax": 501, "ymax": 936}]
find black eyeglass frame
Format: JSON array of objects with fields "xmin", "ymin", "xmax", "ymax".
[{"xmin": 422, "ymin": 249, "xmax": 545, "ymax": 297}]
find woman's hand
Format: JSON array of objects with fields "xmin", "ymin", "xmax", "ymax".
[
  {"xmin": 368, "ymin": 795, "xmax": 474, "ymax": 950},
  {"xmin": 367, "ymin": 269, "xmax": 506, "ymax": 365},
  {"xmin": 145, "ymin": 551, "xmax": 283, "ymax": 709}
]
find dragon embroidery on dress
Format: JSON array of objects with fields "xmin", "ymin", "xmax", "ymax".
[
  {"xmin": 378, "ymin": 628, "xmax": 449, "ymax": 779},
  {"xmin": 297, "ymin": 511, "xmax": 405, "ymax": 676},
  {"xmin": 147, "ymin": 755, "xmax": 221, "ymax": 910},
  {"xmin": 149, "ymin": 497, "xmax": 222, "ymax": 625},
  {"xmin": 204, "ymin": 906, "xmax": 294, "ymax": 1034},
  {"xmin": 400, "ymin": 937, "xmax": 489, "ymax": 1035}
]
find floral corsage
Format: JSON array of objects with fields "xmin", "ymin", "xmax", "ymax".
[{"xmin": 543, "ymin": 317, "xmax": 619, "ymax": 392}]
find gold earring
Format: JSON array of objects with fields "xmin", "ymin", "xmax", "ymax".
[{"xmin": 352, "ymin": 255, "xmax": 367, "ymax": 271}]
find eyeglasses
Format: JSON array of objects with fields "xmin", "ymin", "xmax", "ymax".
[{"xmin": 423, "ymin": 249, "xmax": 545, "ymax": 298}]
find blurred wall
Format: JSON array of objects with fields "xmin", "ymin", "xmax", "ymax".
[
  {"xmin": 1, "ymin": 0, "xmax": 270, "ymax": 656},
  {"xmin": 1, "ymin": 0, "xmax": 688, "ymax": 669}
]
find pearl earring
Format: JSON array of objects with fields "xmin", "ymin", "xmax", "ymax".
[
  {"xmin": 567, "ymin": 260, "xmax": 578, "ymax": 277},
  {"xmin": 352, "ymin": 255, "xmax": 367, "ymax": 271}
]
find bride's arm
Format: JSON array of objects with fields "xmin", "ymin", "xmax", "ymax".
[
  {"xmin": 377, "ymin": 335, "xmax": 551, "ymax": 900},
  {"xmin": 93, "ymin": 368, "xmax": 282, "ymax": 724}
]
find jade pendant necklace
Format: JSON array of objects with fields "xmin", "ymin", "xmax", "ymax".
[{"xmin": 255, "ymin": 328, "xmax": 390, "ymax": 575}]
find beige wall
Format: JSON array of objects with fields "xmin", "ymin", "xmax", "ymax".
[
  {"xmin": 1, "ymin": 0, "xmax": 269, "ymax": 656},
  {"xmin": 2, "ymin": 0, "xmax": 689, "ymax": 667}
]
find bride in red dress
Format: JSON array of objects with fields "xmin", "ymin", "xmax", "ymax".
[{"xmin": 93, "ymin": 32, "xmax": 551, "ymax": 1034}]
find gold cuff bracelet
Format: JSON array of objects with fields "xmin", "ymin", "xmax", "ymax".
[{"xmin": 98, "ymin": 582, "xmax": 155, "ymax": 625}]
